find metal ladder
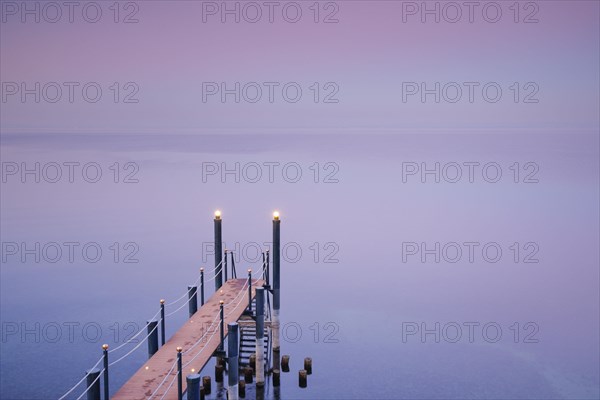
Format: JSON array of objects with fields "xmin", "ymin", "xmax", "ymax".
[{"xmin": 238, "ymin": 298, "xmax": 271, "ymax": 371}]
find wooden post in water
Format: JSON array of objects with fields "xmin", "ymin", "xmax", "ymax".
[
  {"xmin": 227, "ymin": 322, "xmax": 239, "ymax": 400},
  {"xmin": 299, "ymin": 370, "xmax": 307, "ymax": 388},
  {"xmin": 215, "ymin": 365, "xmax": 224, "ymax": 383},
  {"xmin": 281, "ymin": 355, "xmax": 290, "ymax": 372},
  {"xmin": 255, "ymin": 287, "xmax": 265, "ymax": 387},
  {"xmin": 202, "ymin": 376, "xmax": 211, "ymax": 395},
  {"xmin": 214, "ymin": 210, "xmax": 223, "ymax": 290},
  {"xmin": 238, "ymin": 380, "xmax": 245, "ymax": 397},
  {"xmin": 244, "ymin": 367, "xmax": 253, "ymax": 383},
  {"xmin": 304, "ymin": 357, "xmax": 312, "ymax": 374}
]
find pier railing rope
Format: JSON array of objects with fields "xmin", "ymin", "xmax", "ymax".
[
  {"xmin": 159, "ymin": 372, "xmax": 179, "ymax": 400},
  {"xmin": 164, "ymin": 260, "xmax": 223, "ymax": 307},
  {"xmin": 108, "ymin": 308, "xmax": 162, "ymax": 354},
  {"xmin": 181, "ymin": 274, "xmax": 258, "ymax": 357},
  {"xmin": 164, "ymin": 260, "xmax": 264, "ymax": 317},
  {"xmin": 109, "ymin": 322, "xmax": 160, "ymax": 367},
  {"xmin": 60, "ymin": 260, "xmax": 265, "ymax": 400},
  {"xmin": 147, "ymin": 272, "xmax": 263, "ymax": 399},
  {"xmin": 146, "ymin": 357, "xmax": 178, "ymax": 400},
  {"xmin": 73, "ymin": 368, "xmax": 104, "ymax": 400},
  {"xmin": 57, "ymin": 356, "xmax": 104, "ymax": 400}
]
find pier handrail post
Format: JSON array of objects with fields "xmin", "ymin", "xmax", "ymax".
[
  {"xmin": 102, "ymin": 344, "xmax": 109, "ymax": 400},
  {"xmin": 266, "ymin": 250, "xmax": 270, "ymax": 287},
  {"xmin": 231, "ymin": 251, "xmax": 237, "ymax": 278},
  {"xmin": 247, "ymin": 269, "xmax": 252, "ymax": 314},
  {"xmin": 224, "ymin": 250, "xmax": 228, "ymax": 283},
  {"xmin": 255, "ymin": 287, "xmax": 265, "ymax": 387},
  {"xmin": 200, "ymin": 268, "xmax": 205, "ymax": 306},
  {"xmin": 227, "ymin": 322, "xmax": 239, "ymax": 400},
  {"xmin": 85, "ymin": 368, "xmax": 101, "ymax": 400},
  {"xmin": 188, "ymin": 285, "xmax": 198, "ymax": 318},
  {"xmin": 160, "ymin": 299, "xmax": 166, "ymax": 346},
  {"xmin": 214, "ymin": 210, "xmax": 223, "ymax": 290},
  {"xmin": 176, "ymin": 347, "xmax": 183, "ymax": 400},
  {"xmin": 219, "ymin": 300, "xmax": 225, "ymax": 352}
]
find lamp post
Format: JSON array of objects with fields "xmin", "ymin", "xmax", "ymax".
[
  {"xmin": 214, "ymin": 210, "xmax": 223, "ymax": 290},
  {"xmin": 272, "ymin": 211, "xmax": 281, "ymax": 355}
]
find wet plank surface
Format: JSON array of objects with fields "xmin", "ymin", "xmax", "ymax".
[{"xmin": 113, "ymin": 278, "xmax": 263, "ymax": 400}]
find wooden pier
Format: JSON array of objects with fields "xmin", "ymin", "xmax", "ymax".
[
  {"xmin": 59, "ymin": 211, "xmax": 282, "ymax": 400},
  {"xmin": 113, "ymin": 278, "xmax": 264, "ymax": 400}
]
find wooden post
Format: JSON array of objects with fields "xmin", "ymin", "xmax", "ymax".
[
  {"xmin": 299, "ymin": 370, "xmax": 307, "ymax": 388},
  {"xmin": 238, "ymin": 380, "xmax": 246, "ymax": 397},
  {"xmin": 244, "ymin": 367, "xmax": 253, "ymax": 383},
  {"xmin": 281, "ymin": 355, "xmax": 290, "ymax": 372},
  {"xmin": 202, "ymin": 376, "xmax": 211, "ymax": 395},
  {"xmin": 273, "ymin": 369, "xmax": 280, "ymax": 387},
  {"xmin": 304, "ymin": 357, "xmax": 312, "ymax": 375},
  {"xmin": 215, "ymin": 365, "xmax": 224, "ymax": 383}
]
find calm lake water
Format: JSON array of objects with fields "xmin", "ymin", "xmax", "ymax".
[{"xmin": 1, "ymin": 132, "xmax": 598, "ymax": 399}]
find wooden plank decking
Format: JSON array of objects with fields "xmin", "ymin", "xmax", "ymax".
[{"xmin": 113, "ymin": 278, "xmax": 263, "ymax": 400}]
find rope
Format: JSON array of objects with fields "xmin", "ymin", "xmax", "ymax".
[
  {"xmin": 164, "ymin": 260, "xmax": 222, "ymax": 307},
  {"xmin": 159, "ymin": 373, "xmax": 178, "ymax": 400},
  {"xmin": 109, "ymin": 308, "xmax": 161, "ymax": 354},
  {"xmin": 147, "ymin": 359, "xmax": 178, "ymax": 399},
  {"xmin": 74, "ymin": 369, "xmax": 104, "ymax": 400},
  {"xmin": 57, "ymin": 356, "xmax": 104, "ymax": 400},
  {"xmin": 181, "ymin": 278, "xmax": 251, "ymax": 358},
  {"xmin": 164, "ymin": 287, "xmax": 194, "ymax": 308},
  {"xmin": 165, "ymin": 300, "xmax": 190, "ymax": 317},
  {"xmin": 109, "ymin": 323, "xmax": 159, "ymax": 367},
  {"xmin": 181, "ymin": 311, "xmax": 221, "ymax": 356},
  {"xmin": 60, "ymin": 259, "xmax": 265, "ymax": 400},
  {"xmin": 182, "ymin": 316, "xmax": 223, "ymax": 368}
]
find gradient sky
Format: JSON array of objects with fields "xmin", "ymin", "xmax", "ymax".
[{"xmin": 1, "ymin": 0, "xmax": 599, "ymax": 134}]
